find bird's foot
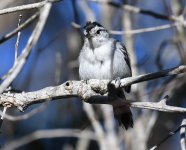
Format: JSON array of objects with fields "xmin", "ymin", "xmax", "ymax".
[
  {"xmin": 114, "ymin": 77, "xmax": 121, "ymax": 89},
  {"xmin": 84, "ymin": 79, "xmax": 89, "ymax": 84}
]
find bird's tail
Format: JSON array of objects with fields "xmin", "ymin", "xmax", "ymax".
[
  {"xmin": 112, "ymin": 102, "xmax": 133, "ymax": 130},
  {"xmin": 107, "ymin": 83, "xmax": 133, "ymax": 130},
  {"xmin": 112, "ymin": 89, "xmax": 133, "ymax": 130}
]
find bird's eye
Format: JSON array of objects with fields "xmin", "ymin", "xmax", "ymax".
[{"xmin": 96, "ymin": 30, "xmax": 101, "ymax": 34}]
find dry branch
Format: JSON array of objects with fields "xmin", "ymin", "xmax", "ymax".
[
  {"xmin": 1, "ymin": 129, "xmax": 96, "ymax": 150},
  {"xmin": 0, "ymin": 2, "xmax": 52, "ymax": 94},
  {"xmin": 0, "ymin": 0, "xmax": 59, "ymax": 16},
  {"xmin": 0, "ymin": 102, "xmax": 48, "ymax": 121},
  {"xmin": 71, "ymin": 0, "xmax": 186, "ymax": 36},
  {"xmin": 150, "ymin": 118, "xmax": 186, "ymax": 150},
  {"xmin": 109, "ymin": 23, "xmax": 178, "ymax": 35},
  {"xmin": 126, "ymin": 96, "xmax": 186, "ymax": 113},
  {"xmin": 0, "ymin": 65, "xmax": 186, "ymax": 112},
  {"xmin": 71, "ymin": 22, "xmax": 178, "ymax": 35},
  {"xmin": 89, "ymin": 0, "xmax": 186, "ymax": 27},
  {"xmin": 0, "ymin": 12, "xmax": 39, "ymax": 45}
]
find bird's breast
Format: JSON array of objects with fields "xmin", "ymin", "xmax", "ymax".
[{"xmin": 79, "ymin": 45, "xmax": 113, "ymax": 80}]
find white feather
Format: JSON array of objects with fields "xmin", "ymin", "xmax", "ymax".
[{"xmin": 79, "ymin": 37, "xmax": 131, "ymax": 80}]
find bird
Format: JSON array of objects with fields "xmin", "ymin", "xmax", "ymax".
[{"xmin": 79, "ymin": 21, "xmax": 133, "ymax": 130}]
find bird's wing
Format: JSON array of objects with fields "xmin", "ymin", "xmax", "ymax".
[
  {"xmin": 120, "ymin": 43, "xmax": 132, "ymax": 74},
  {"xmin": 117, "ymin": 42, "xmax": 132, "ymax": 93}
]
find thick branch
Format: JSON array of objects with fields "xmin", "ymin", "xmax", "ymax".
[{"xmin": 0, "ymin": 65, "xmax": 186, "ymax": 111}]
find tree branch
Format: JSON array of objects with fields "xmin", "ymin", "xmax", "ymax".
[
  {"xmin": 109, "ymin": 23, "xmax": 178, "ymax": 35},
  {"xmin": 150, "ymin": 118, "xmax": 186, "ymax": 150},
  {"xmin": 1, "ymin": 129, "xmax": 96, "ymax": 150},
  {"xmin": 0, "ymin": 65, "xmax": 186, "ymax": 112},
  {"xmin": 71, "ymin": 22, "xmax": 178, "ymax": 35},
  {"xmin": 89, "ymin": 0, "xmax": 186, "ymax": 26},
  {"xmin": 0, "ymin": 12, "xmax": 39, "ymax": 45},
  {"xmin": 126, "ymin": 96, "xmax": 186, "ymax": 113},
  {"xmin": 0, "ymin": 102, "xmax": 48, "ymax": 121},
  {"xmin": 0, "ymin": 2, "xmax": 52, "ymax": 95},
  {"xmin": 0, "ymin": 0, "xmax": 59, "ymax": 16},
  {"xmin": 150, "ymin": 126, "xmax": 181, "ymax": 150}
]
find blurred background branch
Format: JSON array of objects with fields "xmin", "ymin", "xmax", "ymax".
[{"xmin": 0, "ymin": 0, "xmax": 186, "ymax": 150}]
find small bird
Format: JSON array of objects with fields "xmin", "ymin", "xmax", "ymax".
[{"xmin": 79, "ymin": 21, "xmax": 133, "ymax": 129}]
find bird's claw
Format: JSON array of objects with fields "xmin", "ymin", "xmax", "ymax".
[
  {"xmin": 85, "ymin": 79, "xmax": 89, "ymax": 84},
  {"xmin": 114, "ymin": 77, "xmax": 121, "ymax": 89}
]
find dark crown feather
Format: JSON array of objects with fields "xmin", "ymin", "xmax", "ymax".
[{"xmin": 84, "ymin": 21, "xmax": 103, "ymax": 33}]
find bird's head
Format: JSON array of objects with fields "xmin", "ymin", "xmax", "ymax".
[{"xmin": 83, "ymin": 21, "xmax": 109, "ymax": 40}]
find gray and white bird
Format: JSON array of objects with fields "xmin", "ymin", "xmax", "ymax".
[{"xmin": 79, "ymin": 21, "xmax": 133, "ymax": 129}]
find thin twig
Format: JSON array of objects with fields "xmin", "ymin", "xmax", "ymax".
[
  {"xmin": 150, "ymin": 119, "xmax": 186, "ymax": 150},
  {"xmin": 71, "ymin": 21, "xmax": 178, "ymax": 35},
  {"xmin": 0, "ymin": 2, "xmax": 52, "ymax": 94},
  {"xmin": 150, "ymin": 126, "xmax": 180, "ymax": 150},
  {"xmin": 14, "ymin": 14, "xmax": 22, "ymax": 64},
  {"xmin": 89, "ymin": 0, "xmax": 170, "ymax": 20},
  {"xmin": 0, "ymin": 1, "xmax": 45, "ymax": 15},
  {"xmin": 0, "ymin": 12, "xmax": 39, "ymax": 45},
  {"xmin": 110, "ymin": 23, "xmax": 178, "ymax": 35},
  {"xmin": 88, "ymin": 0, "xmax": 186, "ymax": 26},
  {"xmin": 0, "ymin": 102, "xmax": 48, "ymax": 121},
  {"xmin": 125, "ymin": 96, "xmax": 186, "ymax": 113}
]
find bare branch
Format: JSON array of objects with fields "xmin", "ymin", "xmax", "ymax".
[
  {"xmin": 118, "ymin": 65, "xmax": 186, "ymax": 87},
  {"xmin": 71, "ymin": 22, "xmax": 178, "ymax": 35},
  {"xmin": 0, "ymin": 102, "xmax": 48, "ymax": 121},
  {"xmin": 0, "ymin": 65, "xmax": 186, "ymax": 112},
  {"xmin": 14, "ymin": 14, "xmax": 22, "ymax": 64},
  {"xmin": 150, "ymin": 118, "xmax": 186, "ymax": 150},
  {"xmin": 109, "ymin": 23, "xmax": 178, "ymax": 35},
  {"xmin": 0, "ymin": 12, "xmax": 39, "ymax": 45},
  {"xmin": 0, "ymin": 0, "xmax": 59, "ymax": 16},
  {"xmin": 89, "ymin": 0, "xmax": 186, "ymax": 27},
  {"xmin": 89, "ymin": 0, "xmax": 170, "ymax": 20},
  {"xmin": 0, "ymin": 2, "xmax": 52, "ymax": 94},
  {"xmin": 1, "ymin": 129, "xmax": 96, "ymax": 150},
  {"xmin": 125, "ymin": 96, "xmax": 186, "ymax": 113}
]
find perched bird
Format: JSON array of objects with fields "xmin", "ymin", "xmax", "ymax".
[{"xmin": 79, "ymin": 21, "xmax": 133, "ymax": 129}]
